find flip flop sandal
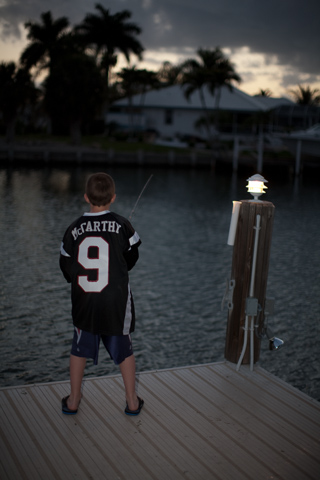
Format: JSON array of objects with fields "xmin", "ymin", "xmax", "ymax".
[
  {"xmin": 62, "ymin": 395, "xmax": 79, "ymax": 415},
  {"xmin": 125, "ymin": 396, "xmax": 144, "ymax": 416}
]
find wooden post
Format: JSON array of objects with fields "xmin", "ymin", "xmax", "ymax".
[
  {"xmin": 257, "ymin": 134, "xmax": 264, "ymax": 173},
  {"xmin": 295, "ymin": 139, "xmax": 302, "ymax": 176},
  {"xmin": 232, "ymin": 136, "xmax": 239, "ymax": 171},
  {"xmin": 225, "ymin": 200, "xmax": 275, "ymax": 364}
]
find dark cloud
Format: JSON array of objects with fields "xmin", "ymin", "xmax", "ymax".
[{"xmin": 0, "ymin": 0, "xmax": 319, "ymax": 77}]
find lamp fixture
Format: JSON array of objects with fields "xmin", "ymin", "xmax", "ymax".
[{"xmin": 247, "ymin": 174, "xmax": 268, "ymax": 201}]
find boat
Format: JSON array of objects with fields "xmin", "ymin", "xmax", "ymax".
[{"xmin": 276, "ymin": 124, "xmax": 320, "ymax": 158}]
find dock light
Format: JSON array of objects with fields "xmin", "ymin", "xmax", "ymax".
[{"xmin": 247, "ymin": 174, "xmax": 268, "ymax": 201}]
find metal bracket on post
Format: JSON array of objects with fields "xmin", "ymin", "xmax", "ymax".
[{"xmin": 221, "ymin": 279, "xmax": 236, "ymax": 312}]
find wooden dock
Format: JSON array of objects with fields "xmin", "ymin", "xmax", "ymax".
[{"xmin": 0, "ymin": 361, "xmax": 319, "ymax": 479}]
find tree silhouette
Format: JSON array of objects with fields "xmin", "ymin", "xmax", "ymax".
[
  {"xmin": 181, "ymin": 47, "xmax": 241, "ymax": 138},
  {"xmin": 118, "ymin": 67, "xmax": 160, "ymax": 103},
  {"xmin": 255, "ymin": 89, "xmax": 273, "ymax": 97},
  {"xmin": 44, "ymin": 53, "xmax": 104, "ymax": 144},
  {"xmin": 75, "ymin": 4, "xmax": 144, "ymax": 133},
  {"xmin": 0, "ymin": 62, "xmax": 38, "ymax": 143},
  {"xmin": 157, "ymin": 61, "xmax": 184, "ymax": 86},
  {"xmin": 116, "ymin": 66, "xmax": 161, "ymax": 134},
  {"xmin": 20, "ymin": 11, "xmax": 71, "ymax": 76},
  {"xmin": 76, "ymin": 5, "xmax": 143, "ymax": 83},
  {"xmin": 289, "ymin": 84, "xmax": 320, "ymax": 105}
]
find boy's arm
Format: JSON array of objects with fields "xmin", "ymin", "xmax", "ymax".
[
  {"xmin": 60, "ymin": 241, "xmax": 72, "ymax": 283},
  {"xmin": 123, "ymin": 225, "xmax": 141, "ymax": 271},
  {"xmin": 123, "ymin": 244, "xmax": 139, "ymax": 271}
]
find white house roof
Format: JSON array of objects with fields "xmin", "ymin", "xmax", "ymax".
[
  {"xmin": 114, "ymin": 84, "xmax": 294, "ymax": 112},
  {"xmin": 252, "ymin": 95, "xmax": 295, "ymax": 110}
]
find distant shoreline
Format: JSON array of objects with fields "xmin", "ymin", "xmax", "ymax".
[{"xmin": 0, "ymin": 139, "xmax": 319, "ymax": 177}]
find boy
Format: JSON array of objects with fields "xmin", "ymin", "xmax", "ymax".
[{"xmin": 59, "ymin": 172, "xmax": 143, "ymax": 416}]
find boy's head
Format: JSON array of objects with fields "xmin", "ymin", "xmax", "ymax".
[{"xmin": 85, "ymin": 172, "xmax": 115, "ymax": 206}]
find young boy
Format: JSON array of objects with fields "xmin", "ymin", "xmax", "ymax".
[{"xmin": 59, "ymin": 172, "xmax": 143, "ymax": 416}]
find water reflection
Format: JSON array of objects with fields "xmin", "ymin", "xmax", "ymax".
[{"xmin": 0, "ymin": 166, "xmax": 319, "ymax": 401}]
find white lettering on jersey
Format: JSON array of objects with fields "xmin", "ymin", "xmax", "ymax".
[
  {"xmin": 114, "ymin": 222, "xmax": 122, "ymax": 234},
  {"xmin": 72, "ymin": 228, "xmax": 78, "ymax": 240},
  {"xmin": 101, "ymin": 221, "xmax": 121, "ymax": 233},
  {"xmin": 71, "ymin": 220, "xmax": 121, "ymax": 240}
]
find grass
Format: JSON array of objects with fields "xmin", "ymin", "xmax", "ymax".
[
  {"xmin": 1, "ymin": 133, "xmax": 193, "ymax": 154},
  {"xmin": 0, "ymin": 133, "xmax": 293, "ymax": 160}
]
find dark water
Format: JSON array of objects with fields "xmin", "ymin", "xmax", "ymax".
[{"xmin": 0, "ymin": 165, "xmax": 319, "ymax": 402}]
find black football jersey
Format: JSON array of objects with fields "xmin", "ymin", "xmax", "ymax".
[{"xmin": 60, "ymin": 210, "xmax": 141, "ymax": 335}]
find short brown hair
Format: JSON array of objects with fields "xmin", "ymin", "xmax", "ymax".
[{"xmin": 85, "ymin": 172, "xmax": 115, "ymax": 206}]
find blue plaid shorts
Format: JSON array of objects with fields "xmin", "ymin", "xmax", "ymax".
[{"xmin": 71, "ymin": 327, "xmax": 133, "ymax": 365}]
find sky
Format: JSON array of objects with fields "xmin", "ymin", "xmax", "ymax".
[{"xmin": 0, "ymin": 0, "xmax": 319, "ymax": 99}]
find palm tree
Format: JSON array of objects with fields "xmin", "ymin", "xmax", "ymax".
[
  {"xmin": 116, "ymin": 66, "xmax": 160, "ymax": 134},
  {"xmin": 289, "ymin": 84, "xmax": 320, "ymax": 105},
  {"xmin": 118, "ymin": 67, "xmax": 160, "ymax": 104},
  {"xmin": 44, "ymin": 53, "xmax": 105, "ymax": 145},
  {"xmin": 20, "ymin": 11, "xmax": 90, "ymax": 138},
  {"xmin": 20, "ymin": 11, "xmax": 71, "ymax": 76},
  {"xmin": 157, "ymin": 61, "xmax": 184, "ymax": 86},
  {"xmin": 0, "ymin": 62, "xmax": 38, "ymax": 143},
  {"xmin": 76, "ymin": 4, "xmax": 144, "ymax": 84},
  {"xmin": 116, "ymin": 66, "xmax": 139, "ymax": 135},
  {"xmin": 181, "ymin": 47, "xmax": 241, "ymax": 139},
  {"xmin": 76, "ymin": 4, "xmax": 144, "ymax": 130},
  {"xmin": 255, "ymin": 88, "xmax": 273, "ymax": 97}
]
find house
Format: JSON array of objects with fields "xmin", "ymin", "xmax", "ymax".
[{"xmin": 107, "ymin": 84, "xmax": 295, "ymax": 141}]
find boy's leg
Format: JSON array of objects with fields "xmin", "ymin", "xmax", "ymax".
[
  {"xmin": 119, "ymin": 354, "xmax": 139, "ymax": 411},
  {"xmin": 68, "ymin": 354, "xmax": 86, "ymax": 409},
  {"xmin": 103, "ymin": 335, "xmax": 143, "ymax": 413}
]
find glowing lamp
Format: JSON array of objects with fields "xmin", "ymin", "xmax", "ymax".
[{"xmin": 246, "ymin": 174, "xmax": 268, "ymax": 201}]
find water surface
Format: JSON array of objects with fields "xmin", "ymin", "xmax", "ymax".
[{"xmin": 0, "ymin": 166, "xmax": 319, "ymax": 401}]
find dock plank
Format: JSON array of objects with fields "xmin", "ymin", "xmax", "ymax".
[
  {"xmin": 0, "ymin": 361, "xmax": 319, "ymax": 480},
  {"xmin": 168, "ymin": 366, "xmax": 318, "ymax": 478}
]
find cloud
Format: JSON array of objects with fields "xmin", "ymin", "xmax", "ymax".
[{"xmin": 0, "ymin": 0, "xmax": 319, "ymax": 82}]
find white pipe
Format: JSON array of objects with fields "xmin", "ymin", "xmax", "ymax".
[
  {"xmin": 249, "ymin": 214, "xmax": 261, "ymax": 297},
  {"xmin": 237, "ymin": 214, "xmax": 261, "ymax": 371},
  {"xmin": 227, "ymin": 201, "xmax": 241, "ymax": 246},
  {"xmin": 236, "ymin": 315, "xmax": 249, "ymax": 371},
  {"xmin": 250, "ymin": 317, "xmax": 254, "ymax": 371}
]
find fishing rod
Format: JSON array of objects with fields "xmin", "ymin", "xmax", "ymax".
[
  {"xmin": 129, "ymin": 174, "xmax": 153, "ymax": 396},
  {"xmin": 129, "ymin": 174, "xmax": 153, "ymax": 220}
]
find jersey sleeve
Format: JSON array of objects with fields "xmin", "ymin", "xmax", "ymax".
[
  {"xmin": 121, "ymin": 217, "xmax": 141, "ymax": 271},
  {"xmin": 59, "ymin": 225, "xmax": 75, "ymax": 283},
  {"xmin": 123, "ymin": 244, "xmax": 139, "ymax": 271}
]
